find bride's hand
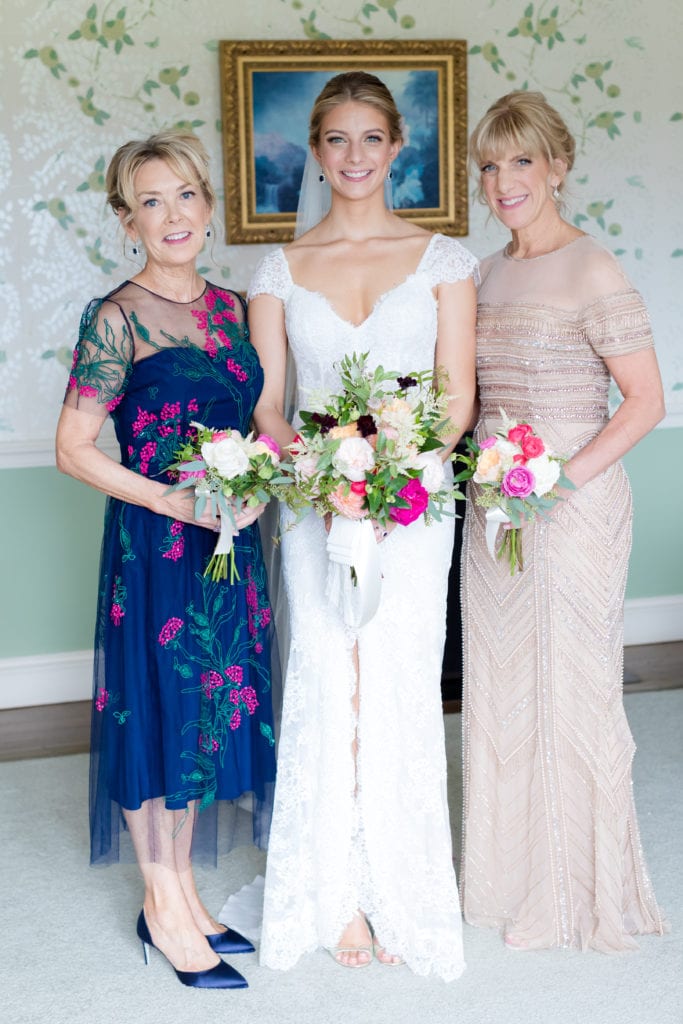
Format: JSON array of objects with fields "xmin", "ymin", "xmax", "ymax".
[{"xmin": 372, "ymin": 519, "xmax": 395, "ymax": 544}]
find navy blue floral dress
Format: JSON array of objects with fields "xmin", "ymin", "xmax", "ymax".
[{"xmin": 65, "ymin": 280, "xmax": 276, "ymax": 866}]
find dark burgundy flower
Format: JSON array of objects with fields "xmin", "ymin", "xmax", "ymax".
[
  {"xmin": 310, "ymin": 412, "xmax": 338, "ymax": 434},
  {"xmin": 356, "ymin": 414, "xmax": 376, "ymax": 437},
  {"xmin": 397, "ymin": 375, "xmax": 418, "ymax": 389}
]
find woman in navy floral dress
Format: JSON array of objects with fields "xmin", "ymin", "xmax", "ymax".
[{"xmin": 56, "ymin": 130, "xmax": 276, "ymax": 989}]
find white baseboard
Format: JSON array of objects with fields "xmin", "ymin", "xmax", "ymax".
[
  {"xmin": 624, "ymin": 594, "xmax": 683, "ymax": 646},
  {"xmin": 0, "ymin": 650, "xmax": 93, "ymax": 710},
  {"xmin": 1, "ymin": 596, "xmax": 680, "ymax": 709}
]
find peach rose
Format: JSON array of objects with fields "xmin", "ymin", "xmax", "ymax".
[
  {"xmin": 474, "ymin": 446, "xmax": 504, "ymax": 484},
  {"xmin": 329, "ymin": 423, "xmax": 360, "ymax": 440},
  {"xmin": 328, "ymin": 483, "xmax": 368, "ymax": 519}
]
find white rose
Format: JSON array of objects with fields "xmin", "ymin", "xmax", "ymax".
[
  {"xmin": 294, "ymin": 453, "xmax": 320, "ymax": 484},
  {"xmin": 526, "ymin": 453, "xmax": 560, "ymax": 496},
  {"xmin": 203, "ymin": 437, "xmax": 250, "ymax": 479},
  {"xmin": 494, "ymin": 438, "xmax": 518, "ymax": 468},
  {"xmin": 413, "ymin": 451, "xmax": 445, "ymax": 493},
  {"xmin": 332, "ymin": 436, "xmax": 375, "ymax": 482}
]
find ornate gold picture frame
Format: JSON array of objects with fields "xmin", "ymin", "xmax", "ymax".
[{"xmin": 219, "ymin": 39, "xmax": 468, "ymax": 244}]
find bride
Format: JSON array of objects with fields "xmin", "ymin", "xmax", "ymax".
[{"xmin": 247, "ymin": 71, "xmax": 477, "ymax": 979}]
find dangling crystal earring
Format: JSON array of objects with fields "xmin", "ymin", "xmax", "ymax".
[
  {"xmin": 318, "ymin": 169, "xmax": 326, "ymax": 183},
  {"xmin": 552, "ymin": 185, "xmax": 561, "ymax": 201},
  {"xmin": 205, "ymin": 226, "xmax": 211, "ymax": 238},
  {"xmin": 132, "ymin": 240, "xmax": 140, "ymax": 256}
]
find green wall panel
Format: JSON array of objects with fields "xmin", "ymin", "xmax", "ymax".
[
  {"xmin": 1, "ymin": 429, "xmax": 680, "ymax": 659},
  {"xmin": 0, "ymin": 468, "xmax": 105, "ymax": 657}
]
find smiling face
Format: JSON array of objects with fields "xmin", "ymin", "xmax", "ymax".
[
  {"xmin": 313, "ymin": 100, "xmax": 401, "ymax": 201},
  {"xmin": 479, "ymin": 148, "xmax": 565, "ymax": 233},
  {"xmin": 120, "ymin": 157, "xmax": 212, "ymax": 269}
]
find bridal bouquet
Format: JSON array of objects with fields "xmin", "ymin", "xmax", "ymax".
[
  {"xmin": 276, "ymin": 352, "xmax": 463, "ymax": 627},
  {"xmin": 453, "ymin": 410, "xmax": 574, "ymax": 574},
  {"xmin": 166, "ymin": 423, "xmax": 288, "ymax": 582},
  {"xmin": 280, "ymin": 351, "xmax": 462, "ymax": 526}
]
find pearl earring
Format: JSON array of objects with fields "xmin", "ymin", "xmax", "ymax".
[{"xmin": 552, "ymin": 185, "xmax": 561, "ymax": 201}]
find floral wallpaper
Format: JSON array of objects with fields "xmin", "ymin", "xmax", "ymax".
[{"xmin": 1, "ymin": 0, "xmax": 681, "ymax": 454}]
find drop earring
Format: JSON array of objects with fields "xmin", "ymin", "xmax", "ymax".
[
  {"xmin": 552, "ymin": 185, "xmax": 561, "ymax": 201},
  {"xmin": 132, "ymin": 240, "xmax": 140, "ymax": 256},
  {"xmin": 387, "ymin": 166, "xmax": 393, "ymax": 181},
  {"xmin": 205, "ymin": 226, "xmax": 211, "ymax": 238},
  {"xmin": 319, "ymin": 168, "xmax": 326, "ymax": 183}
]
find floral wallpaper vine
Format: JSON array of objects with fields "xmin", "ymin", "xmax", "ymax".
[{"xmin": 1, "ymin": 0, "xmax": 681, "ymax": 448}]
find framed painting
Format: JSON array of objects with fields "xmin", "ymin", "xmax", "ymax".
[{"xmin": 219, "ymin": 39, "xmax": 468, "ymax": 244}]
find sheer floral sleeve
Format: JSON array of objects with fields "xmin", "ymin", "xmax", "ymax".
[{"xmin": 64, "ymin": 297, "xmax": 134, "ymax": 417}]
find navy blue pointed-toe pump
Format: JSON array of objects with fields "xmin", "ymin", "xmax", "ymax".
[
  {"xmin": 136, "ymin": 910, "xmax": 248, "ymax": 989},
  {"xmin": 205, "ymin": 926, "xmax": 255, "ymax": 955}
]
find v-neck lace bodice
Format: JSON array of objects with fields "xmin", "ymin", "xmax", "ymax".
[{"xmin": 248, "ymin": 233, "xmax": 478, "ymax": 403}]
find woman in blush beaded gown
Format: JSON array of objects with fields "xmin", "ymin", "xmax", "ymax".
[
  {"xmin": 55, "ymin": 129, "xmax": 277, "ymax": 989},
  {"xmin": 246, "ymin": 72, "xmax": 477, "ymax": 978},
  {"xmin": 460, "ymin": 91, "xmax": 667, "ymax": 952}
]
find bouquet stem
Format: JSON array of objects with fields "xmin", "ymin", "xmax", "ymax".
[
  {"xmin": 204, "ymin": 547, "xmax": 240, "ymax": 583},
  {"xmin": 498, "ymin": 526, "xmax": 524, "ymax": 575}
]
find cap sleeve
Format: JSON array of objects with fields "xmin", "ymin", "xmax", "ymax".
[
  {"xmin": 247, "ymin": 248, "xmax": 293, "ymax": 302},
  {"xmin": 63, "ymin": 297, "xmax": 133, "ymax": 416},
  {"xmin": 421, "ymin": 234, "xmax": 480, "ymax": 289},
  {"xmin": 581, "ymin": 289, "xmax": 655, "ymax": 359}
]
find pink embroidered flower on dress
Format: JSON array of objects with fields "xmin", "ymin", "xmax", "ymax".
[
  {"xmin": 199, "ymin": 733, "xmax": 219, "ymax": 753},
  {"xmin": 188, "ymin": 398, "xmax": 199, "ymax": 413},
  {"xmin": 226, "ymin": 358, "xmax": 248, "ymax": 382},
  {"xmin": 229, "ymin": 709, "xmax": 242, "ymax": 731},
  {"xmin": 132, "ymin": 407, "xmax": 158, "ymax": 437},
  {"xmin": 158, "ymin": 617, "xmax": 184, "ymax": 646},
  {"xmin": 229, "ymin": 688, "xmax": 241, "ymax": 706},
  {"xmin": 240, "ymin": 686, "xmax": 259, "ymax": 714},
  {"xmin": 162, "ymin": 537, "xmax": 185, "ymax": 561},
  {"xmin": 160, "ymin": 401, "xmax": 181, "ymax": 421},
  {"xmin": 201, "ymin": 670, "xmax": 225, "ymax": 698},
  {"xmin": 79, "ymin": 385, "xmax": 98, "ymax": 398},
  {"xmin": 139, "ymin": 440, "xmax": 157, "ymax": 475},
  {"xmin": 225, "ymin": 664, "xmax": 244, "ymax": 683},
  {"xmin": 110, "ymin": 603, "xmax": 124, "ymax": 625},
  {"xmin": 259, "ymin": 607, "xmax": 271, "ymax": 627},
  {"xmin": 95, "ymin": 688, "xmax": 109, "ymax": 712},
  {"xmin": 106, "ymin": 394, "xmax": 124, "ymax": 413}
]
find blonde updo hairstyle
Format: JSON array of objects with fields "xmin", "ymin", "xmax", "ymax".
[
  {"xmin": 308, "ymin": 70, "xmax": 404, "ymax": 149},
  {"xmin": 469, "ymin": 91, "xmax": 576, "ymax": 204},
  {"xmin": 105, "ymin": 128, "xmax": 216, "ymax": 227}
]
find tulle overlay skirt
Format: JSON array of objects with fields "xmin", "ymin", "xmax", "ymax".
[{"xmin": 89, "ymin": 496, "xmax": 277, "ymax": 867}]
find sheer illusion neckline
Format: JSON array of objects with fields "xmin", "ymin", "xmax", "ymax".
[
  {"xmin": 279, "ymin": 233, "xmax": 439, "ymax": 329},
  {"xmin": 503, "ymin": 234, "xmax": 586, "ymax": 263},
  {"xmin": 127, "ymin": 278, "xmax": 208, "ymax": 304}
]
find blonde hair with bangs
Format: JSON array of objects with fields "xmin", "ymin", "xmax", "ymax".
[
  {"xmin": 106, "ymin": 128, "xmax": 216, "ymax": 226},
  {"xmin": 469, "ymin": 91, "xmax": 576, "ymax": 202}
]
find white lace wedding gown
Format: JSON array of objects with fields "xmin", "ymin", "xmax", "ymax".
[{"xmin": 247, "ymin": 233, "xmax": 477, "ymax": 980}]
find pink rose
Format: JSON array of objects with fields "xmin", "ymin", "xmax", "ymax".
[
  {"xmin": 210, "ymin": 431, "xmax": 229, "ymax": 442},
  {"xmin": 521, "ymin": 434, "xmax": 545, "ymax": 459},
  {"xmin": 256, "ymin": 433, "xmax": 281, "ymax": 458},
  {"xmin": 328, "ymin": 483, "xmax": 368, "ymax": 519},
  {"xmin": 501, "ymin": 466, "xmax": 535, "ymax": 499},
  {"xmin": 389, "ymin": 479, "xmax": 429, "ymax": 526},
  {"xmin": 507, "ymin": 423, "xmax": 533, "ymax": 444},
  {"xmin": 479, "ymin": 436, "xmax": 497, "ymax": 450}
]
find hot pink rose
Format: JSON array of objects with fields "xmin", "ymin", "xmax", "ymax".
[
  {"xmin": 350, "ymin": 480, "xmax": 367, "ymax": 495},
  {"xmin": 507, "ymin": 423, "xmax": 532, "ymax": 444},
  {"xmin": 479, "ymin": 436, "xmax": 497, "ymax": 450},
  {"xmin": 501, "ymin": 466, "xmax": 535, "ymax": 499},
  {"xmin": 521, "ymin": 434, "xmax": 545, "ymax": 459},
  {"xmin": 389, "ymin": 479, "xmax": 429, "ymax": 526}
]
